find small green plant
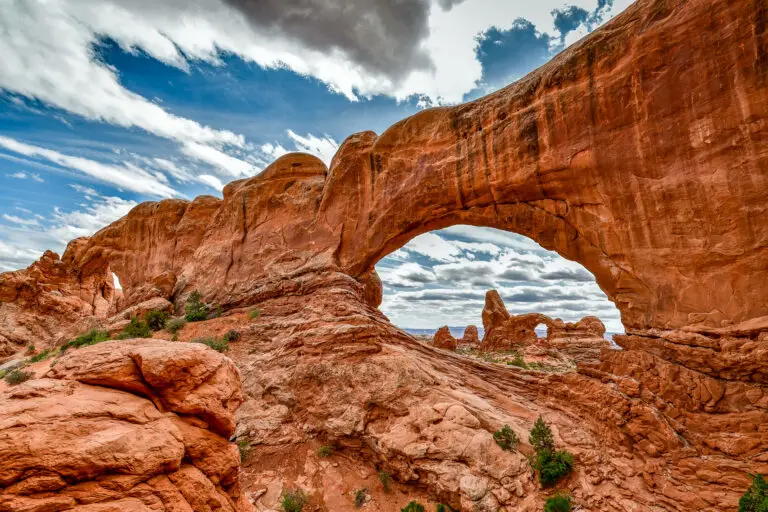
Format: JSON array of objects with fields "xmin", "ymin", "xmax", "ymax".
[
  {"xmin": 740, "ymin": 474, "xmax": 768, "ymax": 512},
  {"xmin": 61, "ymin": 329, "xmax": 110, "ymax": 352},
  {"xmin": 193, "ymin": 337, "xmax": 229, "ymax": 352},
  {"xmin": 379, "ymin": 470, "xmax": 392, "ymax": 493},
  {"xmin": 544, "ymin": 493, "xmax": 572, "ymax": 512},
  {"xmin": 28, "ymin": 349, "xmax": 51, "ymax": 363},
  {"xmin": 223, "ymin": 330, "xmax": 240, "ymax": 343},
  {"xmin": 0, "ymin": 369, "xmax": 6, "ymax": 379},
  {"xmin": 317, "ymin": 445, "xmax": 334, "ymax": 458},
  {"xmin": 436, "ymin": 505, "xmax": 457, "ymax": 512},
  {"xmin": 493, "ymin": 424, "xmax": 520, "ymax": 451},
  {"xmin": 507, "ymin": 355, "xmax": 528, "ymax": 369},
  {"xmin": 281, "ymin": 489, "xmax": 308, "ymax": 512},
  {"xmin": 529, "ymin": 416, "xmax": 556, "ymax": 453},
  {"xmin": 4, "ymin": 369, "xmax": 33, "ymax": 386},
  {"xmin": 248, "ymin": 308, "xmax": 261, "ymax": 321},
  {"xmin": 401, "ymin": 501, "xmax": 425, "ymax": 512},
  {"xmin": 354, "ymin": 488, "xmax": 368, "ymax": 508},
  {"xmin": 184, "ymin": 291, "xmax": 209, "ymax": 322},
  {"xmin": 166, "ymin": 318, "xmax": 186, "ymax": 341},
  {"xmin": 116, "ymin": 317, "xmax": 152, "ymax": 339},
  {"xmin": 26, "ymin": 344, "xmax": 35, "ymax": 355},
  {"xmin": 237, "ymin": 439, "xmax": 250, "ymax": 462},
  {"xmin": 145, "ymin": 310, "xmax": 169, "ymax": 331}
]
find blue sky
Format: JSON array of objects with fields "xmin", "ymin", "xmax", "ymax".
[{"xmin": 0, "ymin": 0, "xmax": 632, "ymax": 331}]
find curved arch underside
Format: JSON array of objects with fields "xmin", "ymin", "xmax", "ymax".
[{"xmin": 1, "ymin": 0, "xmax": 767, "ymax": 336}]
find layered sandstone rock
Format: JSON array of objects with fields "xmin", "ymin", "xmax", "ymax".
[
  {"xmin": 433, "ymin": 326, "xmax": 458, "ymax": 350},
  {"xmin": 0, "ymin": 0, "xmax": 766, "ymax": 510},
  {"xmin": 0, "ymin": 340, "xmax": 251, "ymax": 512},
  {"xmin": 460, "ymin": 325, "xmax": 480, "ymax": 346}
]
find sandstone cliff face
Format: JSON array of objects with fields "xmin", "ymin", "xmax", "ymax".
[
  {"xmin": 0, "ymin": 0, "xmax": 766, "ymax": 510},
  {"xmin": 0, "ymin": 340, "xmax": 252, "ymax": 512}
]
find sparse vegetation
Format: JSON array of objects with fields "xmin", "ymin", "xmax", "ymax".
[
  {"xmin": 354, "ymin": 488, "xmax": 368, "ymax": 508},
  {"xmin": 544, "ymin": 493, "xmax": 572, "ymax": 512},
  {"xmin": 193, "ymin": 337, "xmax": 229, "ymax": 352},
  {"xmin": 28, "ymin": 349, "xmax": 52, "ymax": 363},
  {"xmin": 317, "ymin": 445, "xmax": 334, "ymax": 458},
  {"xmin": 401, "ymin": 501, "xmax": 425, "ymax": 512},
  {"xmin": 61, "ymin": 329, "xmax": 110, "ymax": 352},
  {"xmin": 507, "ymin": 355, "xmax": 528, "ymax": 369},
  {"xmin": 237, "ymin": 439, "xmax": 250, "ymax": 462},
  {"xmin": 739, "ymin": 473, "xmax": 768, "ymax": 512},
  {"xmin": 223, "ymin": 330, "xmax": 240, "ymax": 343},
  {"xmin": 437, "ymin": 504, "xmax": 457, "ymax": 512},
  {"xmin": 248, "ymin": 308, "xmax": 261, "ymax": 321},
  {"xmin": 115, "ymin": 317, "xmax": 152, "ymax": 339},
  {"xmin": 209, "ymin": 304, "xmax": 223, "ymax": 319},
  {"xmin": 529, "ymin": 416, "xmax": 574, "ymax": 487},
  {"xmin": 4, "ymin": 369, "xmax": 33, "ymax": 386},
  {"xmin": 184, "ymin": 291, "xmax": 209, "ymax": 322},
  {"xmin": 280, "ymin": 489, "xmax": 308, "ymax": 512},
  {"xmin": 26, "ymin": 344, "xmax": 35, "ymax": 355},
  {"xmin": 145, "ymin": 309, "xmax": 169, "ymax": 331},
  {"xmin": 379, "ymin": 470, "xmax": 392, "ymax": 493},
  {"xmin": 166, "ymin": 318, "xmax": 186, "ymax": 340},
  {"xmin": 493, "ymin": 424, "xmax": 520, "ymax": 451}
]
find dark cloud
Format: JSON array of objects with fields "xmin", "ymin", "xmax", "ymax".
[
  {"xmin": 497, "ymin": 269, "xmax": 534, "ymax": 281},
  {"xmin": 474, "ymin": 20, "xmax": 553, "ymax": 89},
  {"xmin": 223, "ymin": 0, "xmax": 464, "ymax": 81},
  {"xmin": 406, "ymin": 290, "xmax": 486, "ymax": 302},
  {"xmin": 539, "ymin": 267, "xmax": 594, "ymax": 282},
  {"xmin": 552, "ymin": 6, "xmax": 589, "ymax": 36}
]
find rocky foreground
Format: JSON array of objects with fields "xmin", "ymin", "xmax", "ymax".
[{"xmin": 0, "ymin": 0, "xmax": 767, "ymax": 510}]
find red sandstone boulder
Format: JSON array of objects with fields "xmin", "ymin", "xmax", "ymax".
[
  {"xmin": 460, "ymin": 325, "xmax": 480, "ymax": 346},
  {"xmin": 433, "ymin": 326, "xmax": 457, "ymax": 351},
  {"xmin": 0, "ymin": 340, "xmax": 252, "ymax": 512}
]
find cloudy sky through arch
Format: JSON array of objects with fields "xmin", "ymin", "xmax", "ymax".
[{"xmin": 0, "ymin": 0, "xmax": 632, "ymax": 329}]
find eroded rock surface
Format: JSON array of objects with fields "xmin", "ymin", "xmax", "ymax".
[
  {"xmin": 433, "ymin": 326, "xmax": 458, "ymax": 351},
  {"xmin": 0, "ymin": 340, "xmax": 252, "ymax": 512}
]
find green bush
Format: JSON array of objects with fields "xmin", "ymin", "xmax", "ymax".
[
  {"xmin": 401, "ymin": 502, "xmax": 425, "ymax": 512},
  {"xmin": 62, "ymin": 329, "xmax": 110, "ymax": 352},
  {"xmin": 740, "ymin": 474, "xmax": 768, "ymax": 512},
  {"xmin": 535, "ymin": 450, "xmax": 575, "ymax": 487},
  {"xmin": 223, "ymin": 330, "xmax": 240, "ymax": 343},
  {"xmin": 317, "ymin": 445, "xmax": 334, "ymax": 458},
  {"xmin": 248, "ymin": 308, "xmax": 261, "ymax": 321},
  {"xmin": 354, "ymin": 488, "xmax": 368, "ymax": 508},
  {"xmin": 379, "ymin": 470, "xmax": 392, "ymax": 493},
  {"xmin": 184, "ymin": 291, "xmax": 209, "ymax": 322},
  {"xmin": 544, "ymin": 493, "xmax": 572, "ymax": 512},
  {"xmin": 116, "ymin": 317, "xmax": 152, "ymax": 340},
  {"xmin": 237, "ymin": 439, "xmax": 250, "ymax": 462},
  {"xmin": 28, "ymin": 349, "xmax": 51, "ymax": 363},
  {"xmin": 193, "ymin": 337, "xmax": 229, "ymax": 352},
  {"xmin": 26, "ymin": 344, "xmax": 35, "ymax": 355},
  {"xmin": 507, "ymin": 355, "xmax": 528, "ymax": 369},
  {"xmin": 281, "ymin": 489, "xmax": 308, "ymax": 512},
  {"xmin": 145, "ymin": 310, "xmax": 169, "ymax": 331},
  {"xmin": 437, "ymin": 505, "xmax": 457, "ymax": 512},
  {"xmin": 5, "ymin": 369, "xmax": 33, "ymax": 386},
  {"xmin": 166, "ymin": 318, "xmax": 186, "ymax": 338},
  {"xmin": 493, "ymin": 424, "xmax": 520, "ymax": 451},
  {"xmin": 529, "ymin": 416, "xmax": 555, "ymax": 454}
]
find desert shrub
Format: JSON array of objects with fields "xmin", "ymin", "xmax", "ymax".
[
  {"xmin": 0, "ymin": 370, "xmax": 6, "ymax": 379},
  {"xmin": 62, "ymin": 329, "xmax": 110, "ymax": 351},
  {"xmin": 237, "ymin": 439, "xmax": 250, "ymax": 462},
  {"xmin": 317, "ymin": 445, "xmax": 334, "ymax": 458},
  {"xmin": 145, "ymin": 310, "xmax": 169, "ymax": 331},
  {"xmin": 281, "ymin": 489, "xmax": 308, "ymax": 512},
  {"xmin": 26, "ymin": 344, "xmax": 35, "ymax": 355},
  {"xmin": 379, "ymin": 470, "xmax": 392, "ymax": 493},
  {"xmin": 193, "ymin": 337, "xmax": 229, "ymax": 353},
  {"xmin": 223, "ymin": 330, "xmax": 240, "ymax": 343},
  {"xmin": 493, "ymin": 424, "xmax": 520, "ymax": 451},
  {"xmin": 208, "ymin": 303, "xmax": 223, "ymax": 320},
  {"xmin": 544, "ymin": 493, "xmax": 572, "ymax": 512},
  {"xmin": 437, "ymin": 504, "xmax": 457, "ymax": 512},
  {"xmin": 248, "ymin": 308, "xmax": 261, "ymax": 321},
  {"xmin": 28, "ymin": 349, "xmax": 51, "ymax": 363},
  {"xmin": 740, "ymin": 474, "xmax": 768, "ymax": 512},
  {"xmin": 354, "ymin": 488, "xmax": 368, "ymax": 508},
  {"xmin": 116, "ymin": 317, "xmax": 152, "ymax": 340},
  {"xmin": 535, "ymin": 450, "xmax": 575, "ymax": 487},
  {"xmin": 166, "ymin": 318, "xmax": 186, "ymax": 340},
  {"xmin": 401, "ymin": 501, "xmax": 425, "ymax": 512},
  {"xmin": 507, "ymin": 355, "xmax": 528, "ymax": 369},
  {"xmin": 529, "ymin": 416, "xmax": 555, "ymax": 453},
  {"xmin": 184, "ymin": 291, "xmax": 209, "ymax": 322},
  {"xmin": 5, "ymin": 369, "xmax": 33, "ymax": 385}
]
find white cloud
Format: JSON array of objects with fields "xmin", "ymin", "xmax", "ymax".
[
  {"xmin": 0, "ymin": 136, "xmax": 178, "ymax": 197},
  {"xmin": 48, "ymin": 196, "xmax": 138, "ymax": 243},
  {"xmin": 2, "ymin": 214, "xmax": 40, "ymax": 227},
  {"xmin": 198, "ymin": 174, "xmax": 225, "ymax": 192},
  {"xmin": 181, "ymin": 142, "xmax": 257, "ymax": 177},
  {"xmin": 7, "ymin": 172, "xmax": 27, "ymax": 179},
  {"xmin": 286, "ymin": 131, "xmax": 339, "ymax": 166}
]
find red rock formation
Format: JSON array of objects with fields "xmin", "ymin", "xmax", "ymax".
[
  {"xmin": 0, "ymin": 0, "xmax": 766, "ymax": 509},
  {"xmin": 460, "ymin": 325, "xmax": 480, "ymax": 346},
  {"xmin": 433, "ymin": 326, "xmax": 458, "ymax": 351},
  {"xmin": 0, "ymin": 339, "xmax": 251, "ymax": 512}
]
